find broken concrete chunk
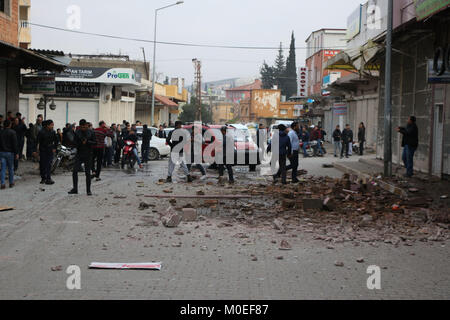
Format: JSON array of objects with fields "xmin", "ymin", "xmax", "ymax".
[
  {"xmin": 334, "ymin": 261, "xmax": 344, "ymax": 267},
  {"xmin": 303, "ymin": 198, "xmax": 323, "ymax": 210},
  {"xmin": 161, "ymin": 206, "xmax": 182, "ymax": 228},
  {"xmin": 181, "ymin": 208, "xmax": 197, "ymax": 222},
  {"xmin": 323, "ymin": 197, "xmax": 335, "ymax": 211},
  {"xmin": 279, "ymin": 240, "xmax": 292, "ymax": 250}
]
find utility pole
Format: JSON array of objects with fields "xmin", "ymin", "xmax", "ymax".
[
  {"xmin": 192, "ymin": 59, "xmax": 202, "ymax": 122},
  {"xmin": 141, "ymin": 47, "xmax": 149, "ymax": 80},
  {"xmin": 384, "ymin": 0, "xmax": 393, "ymax": 177}
]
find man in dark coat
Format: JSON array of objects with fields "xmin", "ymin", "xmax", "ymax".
[
  {"xmin": 268, "ymin": 124, "xmax": 291, "ymax": 185},
  {"xmin": 36, "ymin": 120, "xmax": 59, "ymax": 185},
  {"xmin": 141, "ymin": 125, "xmax": 153, "ymax": 163},
  {"xmin": 341, "ymin": 124, "xmax": 353, "ymax": 159},
  {"xmin": 397, "ymin": 116, "xmax": 419, "ymax": 177},
  {"xmin": 69, "ymin": 119, "xmax": 97, "ymax": 196}
]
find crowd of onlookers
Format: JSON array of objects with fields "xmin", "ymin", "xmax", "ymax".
[{"xmin": 0, "ymin": 111, "xmax": 170, "ymax": 190}]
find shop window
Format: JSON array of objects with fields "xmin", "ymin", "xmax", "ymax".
[{"xmin": 280, "ymin": 109, "xmax": 288, "ymax": 115}]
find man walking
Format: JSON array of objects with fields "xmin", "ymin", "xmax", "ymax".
[
  {"xmin": 341, "ymin": 124, "xmax": 353, "ymax": 159},
  {"xmin": 36, "ymin": 120, "xmax": 59, "ymax": 185},
  {"xmin": 397, "ymin": 116, "xmax": 419, "ymax": 178},
  {"xmin": 269, "ymin": 124, "xmax": 291, "ymax": 185},
  {"xmin": 69, "ymin": 119, "xmax": 97, "ymax": 196},
  {"xmin": 283, "ymin": 122, "xmax": 300, "ymax": 183},
  {"xmin": 300, "ymin": 126, "xmax": 310, "ymax": 158},
  {"xmin": 332, "ymin": 125, "xmax": 342, "ymax": 157},
  {"xmin": 141, "ymin": 124, "xmax": 152, "ymax": 163},
  {"xmin": 92, "ymin": 121, "xmax": 113, "ymax": 181},
  {"xmin": 0, "ymin": 120, "xmax": 19, "ymax": 189},
  {"xmin": 165, "ymin": 121, "xmax": 193, "ymax": 183},
  {"xmin": 218, "ymin": 126, "xmax": 235, "ymax": 184}
]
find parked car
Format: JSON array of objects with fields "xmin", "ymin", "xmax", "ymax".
[{"xmin": 135, "ymin": 126, "xmax": 171, "ymax": 161}]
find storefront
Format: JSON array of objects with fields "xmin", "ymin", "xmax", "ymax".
[{"xmin": 21, "ymin": 66, "xmax": 141, "ymax": 129}]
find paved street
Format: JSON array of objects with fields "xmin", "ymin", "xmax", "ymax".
[{"xmin": 0, "ymin": 151, "xmax": 449, "ymax": 300}]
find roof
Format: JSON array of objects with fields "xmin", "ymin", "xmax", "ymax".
[
  {"xmin": 155, "ymin": 94, "xmax": 178, "ymax": 107},
  {"xmin": 0, "ymin": 40, "xmax": 66, "ymax": 71},
  {"xmin": 226, "ymin": 79, "xmax": 262, "ymax": 92},
  {"xmin": 305, "ymin": 28, "xmax": 347, "ymax": 42}
]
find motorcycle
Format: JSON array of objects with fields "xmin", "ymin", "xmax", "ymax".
[
  {"xmin": 121, "ymin": 140, "xmax": 138, "ymax": 169},
  {"xmin": 301, "ymin": 140, "xmax": 325, "ymax": 157},
  {"xmin": 51, "ymin": 145, "xmax": 77, "ymax": 173}
]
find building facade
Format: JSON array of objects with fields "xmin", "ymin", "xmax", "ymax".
[
  {"xmin": 305, "ymin": 29, "xmax": 350, "ymax": 97},
  {"xmin": 376, "ymin": 3, "xmax": 450, "ymax": 178},
  {"xmin": 1, "ymin": 0, "xmax": 63, "ymax": 117}
]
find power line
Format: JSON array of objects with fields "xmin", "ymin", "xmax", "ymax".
[{"xmin": 30, "ymin": 22, "xmax": 347, "ymax": 51}]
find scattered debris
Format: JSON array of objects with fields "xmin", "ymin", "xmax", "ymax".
[
  {"xmin": 279, "ymin": 240, "xmax": 292, "ymax": 250},
  {"xmin": 161, "ymin": 207, "xmax": 182, "ymax": 228},
  {"xmin": 356, "ymin": 257, "xmax": 365, "ymax": 263},
  {"xmin": 303, "ymin": 199, "xmax": 323, "ymax": 210},
  {"xmin": 51, "ymin": 265, "xmax": 63, "ymax": 271},
  {"xmin": 334, "ymin": 261, "xmax": 344, "ymax": 267}
]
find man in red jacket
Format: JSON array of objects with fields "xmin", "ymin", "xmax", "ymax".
[{"xmin": 92, "ymin": 121, "xmax": 113, "ymax": 181}]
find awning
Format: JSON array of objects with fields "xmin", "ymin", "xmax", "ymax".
[
  {"xmin": 0, "ymin": 40, "xmax": 66, "ymax": 71},
  {"xmin": 155, "ymin": 94, "xmax": 178, "ymax": 107},
  {"xmin": 325, "ymin": 40, "xmax": 381, "ymax": 73}
]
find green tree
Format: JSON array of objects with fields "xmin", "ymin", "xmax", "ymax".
[
  {"xmin": 274, "ymin": 42, "xmax": 286, "ymax": 94},
  {"xmin": 285, "ymin": 32, "xmax": 298, "ymax": 98},
  {"xmin": 260, "ymin": 61, "xmax": 276, "ymax": 89},
  {"xmin": 179, "ymin": 97, "xmax": 213, "ymax": 124}
]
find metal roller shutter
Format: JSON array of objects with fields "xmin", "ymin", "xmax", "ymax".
[{"xmin": 68, "ymin": 101, "xmax": 99, "ymax": 127}]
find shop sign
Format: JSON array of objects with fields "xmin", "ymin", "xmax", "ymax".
[
  {"xmin": 53, "ymin": 82, "xmax": 100, "ymax": 98},
  {"xmin": 21, "ymin": 75, "xmax": 56, "ymax": 94},
  {"xmin": 415, "ymin": 0, "xmax": 450, "ymax": 21}
]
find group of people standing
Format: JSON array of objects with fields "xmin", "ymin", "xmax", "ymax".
[{"xmin": 332, "ymin": 123, "xmax": 366, "ymax": 158}]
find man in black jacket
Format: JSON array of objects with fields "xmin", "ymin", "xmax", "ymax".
[
  {"xmin": 397, "ymin": 116, "xmax": 419, "ymax": 177},
  {"xmin": 0, "ymin": 120, "xmax": 19, "ymax": 189},
  {"xmin": 69, "ymin": 119, "xmax": 97, "ymax": 196},
  {"xmin": 36, "ymin": 120, "xmax": 59, "ymax": 185},
  {"xmin": 332, "ymin": 125, "xmax": 342, "ymax": 157},
  {"xmin": 341, "ymin": 124, "xmax": 353, "ymax": 159},
  {"xmin": 141, "ymin": 125, "xmax": 152, "ymax": 163}
]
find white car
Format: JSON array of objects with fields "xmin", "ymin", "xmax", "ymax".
[{"xmin": 135, "ymin": 126, "xmax": 171, "ymax": 161}]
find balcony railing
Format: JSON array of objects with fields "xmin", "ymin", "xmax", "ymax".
[{"xmin": 20, "ymin": 20, "xmax": 30, "ymax": 29}]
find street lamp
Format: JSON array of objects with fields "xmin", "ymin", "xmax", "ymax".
[
  {"xmin": 150, "ymin": 0, "xmax": 184, "ymax": 126},
  {"xmin": 37, "ymin": 96, "xmax": 56, "ymax": 120}
]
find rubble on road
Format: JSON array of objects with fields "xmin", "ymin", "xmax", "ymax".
[
  {"xmin": 200, "ymin": 173, "xmax": 449, "ymax": 246},
  {"xmin": 161, "ymin": 207, "xmax": 182, "ymax": 228}
]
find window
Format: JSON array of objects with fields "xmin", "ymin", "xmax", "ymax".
[
  {"xmin": 0, "ymin": 0, "xmax": 10, "ymax": 15},
  {"xmin": 294, "ymin": 109, "xmax": 301, "ymax": 117},
  {"xmin": 280, "ymin": 109, "xmax": 288, "ymax": 115}
]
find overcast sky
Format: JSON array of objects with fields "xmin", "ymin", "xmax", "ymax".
[{"xmin": 31, "ymin": 0, "xmax": 363, "ymax": 85}]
